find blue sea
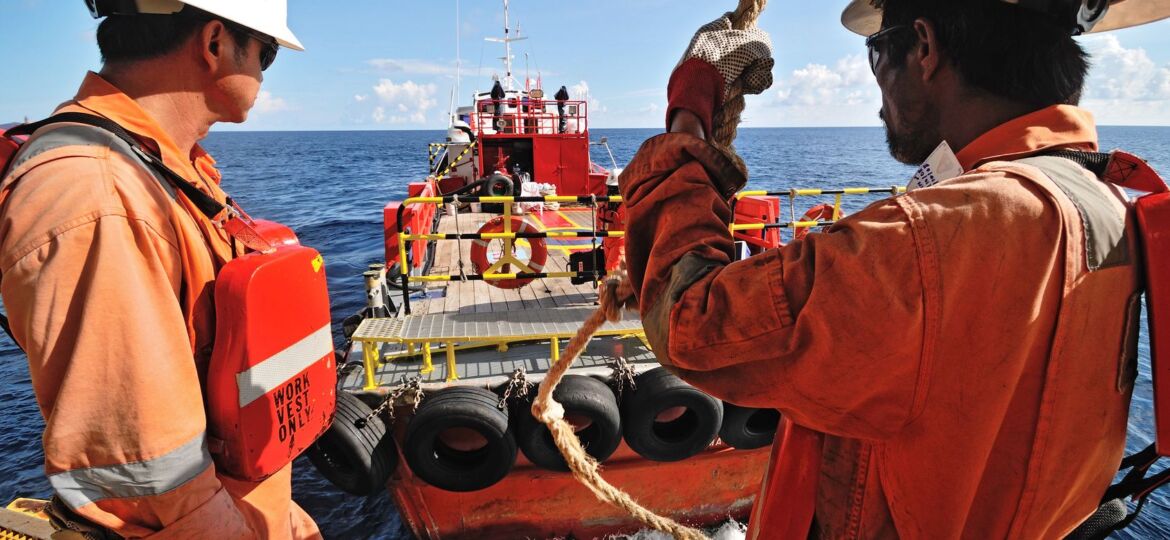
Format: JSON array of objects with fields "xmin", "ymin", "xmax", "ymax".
[{"xmin": 2, "ymin": 127, "xmax": 1169, "ymax": 539}]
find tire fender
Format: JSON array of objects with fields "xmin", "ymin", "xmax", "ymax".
[
  {"xmin": 620, "ymin": 367, "xmax": 723, "ymax": 462},
  {"xmin": 306, "ymin": 392, "xmax": 398, "ymax": 496},
  {"xmin": 517, "ymin": 375, "xmax": 622, "ymax": 471},
  {"xmin": 719, "ymin": 402, "xmax": 781, "ymax": 450},
  {"xmin": 403, "ymin": 387, "xmax": 517, "ymax": 492}
]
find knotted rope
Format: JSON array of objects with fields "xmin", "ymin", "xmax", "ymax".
[
  {"xmin": 532, "ymin": 2, "xmax": 766, "ymax": 538},
  {"xmin": 712, "ymin": 0, "xmax": 769, "ymax": 162}
]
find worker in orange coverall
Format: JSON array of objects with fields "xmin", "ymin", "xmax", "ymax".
[
  {"xmin": 621, "ymin": 0, "xmax": 1168, "ymax": 538},
  {"xmin": 0, "ymin": 1, "xmax": 319, "ymax": 538}
]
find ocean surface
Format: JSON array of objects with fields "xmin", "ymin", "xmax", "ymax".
[{"xmin": 2, "ymin": 126, "xmax": 1169, "ymax": 539}]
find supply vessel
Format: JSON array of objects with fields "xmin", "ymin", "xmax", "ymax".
[{"xmin": 306, "ymin": 2, "xmax": 903, "ymax": 537}]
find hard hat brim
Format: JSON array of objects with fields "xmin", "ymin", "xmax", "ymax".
[
  {"xmin": 841, "ymin": 0, "xmax": 1170, "ymax": 36},
  {"xmin": 273, "ymin": 27, "xmax": 304, "ymax": 52}
]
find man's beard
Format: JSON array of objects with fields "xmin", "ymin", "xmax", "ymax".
[{"xmin": 881, "ymin": 106, "xmax": 941, "ymax": 165}]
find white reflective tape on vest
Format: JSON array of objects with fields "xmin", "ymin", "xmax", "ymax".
[
  {"xmin": 236, "ymin": 324, "xmax": 333, "ymax": 408},
  {"xmin": 49, "ymin": 432, "xmax": 212, "ymax": 508}
]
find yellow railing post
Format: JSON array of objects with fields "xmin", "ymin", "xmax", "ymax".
[
  {"xmin": 398, "ymin": 231, "xmax": 410, "ymax": 276},
  {"xmin": 551, "ymin": 337, "xmax": 560, "ymax": 363},
  {"xmin": 445, "ymin": 341, "xmax": 459, "ymax": 382},
  {"xmin": 421, "ymin": 342, "xmax": 434, "ymax": 375},
  {"xmin": 362, "ymin": 342, "xmax": 379, "ymax": 391}
]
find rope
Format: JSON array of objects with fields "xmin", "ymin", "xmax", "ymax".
[
  {"xmin": 532, "ymin": 273, "xmax": 710, "ymax": 539},
  {"xmin": 711, "ymin": 0, "xmax": 769, "ymax": 167},
  {"xmin": 451, "ymin": 195, "xmax": 468, "ymax": 281},
  {"xmin": 531, "ymin": 2, "xmax": 766, "ymax": 537}
]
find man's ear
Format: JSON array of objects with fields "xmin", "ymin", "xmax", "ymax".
[
  {"xmin": 914, "ymin": 17, "xmax": 942, "ymax": 82},
  {"xmin": 198, "ymin": 19, "xmax": 230, "ymax": 73}
]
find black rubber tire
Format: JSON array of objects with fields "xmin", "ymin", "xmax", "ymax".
[
  {"xmin": 621, "ymin": 367, "xmax": 723, "ymax": 462},
  {"xmin": 306, "ymin": 391, "xmax": 398, "ymax": 496},
  {"xmin": 403, "ymin": 387, "xmax": 517, "ymax": 492},
  {"xmin": 517, "ymin": 375, "xmax": 622, "ymax": 472},
  {"xmin": 719, "ymin": 402, "xmax": 780, "ymax": 450},
  {"xmin": 479, "ymin": 174, "xmax": 514, "ymax": 197}
]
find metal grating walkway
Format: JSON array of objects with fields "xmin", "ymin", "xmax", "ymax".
[{"xmin": 352, "ymin": 306, "xmax": 643, "ymax": 343}]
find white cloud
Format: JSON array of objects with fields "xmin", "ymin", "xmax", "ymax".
[
  {"xmin": 1082, "ymin": 35, "xmax": 1170, "ymax": 102},
  {"xmin": 1078, "ymin": 35, "xmax": 1170, "ymax": 125},
  {"xmin": 368, "ymin": 58, "xmax": 459, "ymax": 77},
  {"xmin": 638, "ymin": 102, "xmax": 661, "ymax": 114},
  {"xmin": 569, "ymin": 80, "xmax": 607, "ymax": 114},
  {"xmin": 774, "ymin": 54, "xmax": 876, "ymax": 107},
  {"xmin": 252, "ymin": 91, "xmax": 290, "ymax": 114},
  {"xmin": 371, "ymin": 79, "xmax": 438, "ymax": 124},
  {"xmin": 734, "ymin": 53, "xmax": 882, "ymax": 126},
  {"xmin": 354, "ymin": 94, "xmax": 368, "ymax": 102}
]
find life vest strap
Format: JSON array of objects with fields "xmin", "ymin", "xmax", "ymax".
[{"xmin": 6, "ymin": 112, "xmax": 273, "ymax": 253}]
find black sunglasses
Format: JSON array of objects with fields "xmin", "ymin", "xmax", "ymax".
[
  {"xmin": 865, "ymin": 25, "xmax": 909, "ymax": 75},
  {"xmin": 244, "ymin": 29, "xmax": 279, "ymax": 72}
]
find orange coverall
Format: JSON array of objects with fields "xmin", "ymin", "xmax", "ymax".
[
  {"xmin": 0, "ymin": 72, "xmax": 320, "ymax": 539},
  {"xmin": 620, "ymin": 105, "xmax": 1141, "ymax": 538}
]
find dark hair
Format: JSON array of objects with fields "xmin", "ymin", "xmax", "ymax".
[
  {"xmin": 876, "ymin": 0, "xmax": 1089, "ymax": 107},
  {"xmin": 96, "ymin": 6, "xmax": 251, "ymax": 65}
]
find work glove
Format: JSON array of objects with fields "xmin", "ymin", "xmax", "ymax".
[{"xmin": 666, "ymin": 13, "xmax": 775, "ymax": 140}]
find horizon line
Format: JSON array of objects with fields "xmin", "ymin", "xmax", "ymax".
[{"xmin": 208, "ymin": 124, "xmax": 1170, "ymax": 134}]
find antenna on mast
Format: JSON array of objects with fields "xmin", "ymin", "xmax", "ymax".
[
  {"xmin": 448, "ymin": 0, "xmax": 462, "ymax": 125},
  {"xmin": 484, "ymin": 0, "xmax": 527, "ymax": 90}
]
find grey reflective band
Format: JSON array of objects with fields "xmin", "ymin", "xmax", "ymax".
[
  {"xmin": 11, "ymin": 123, "xmax": 177, "ymax": 199},
  {"xmin": 236, "ymin": 324, "xmax": 332, "ymax": 407},
  {"xmin": 1016, "ymin": 156, "xmax": 1130, "ymax": 271},
  {"xmin": 48, "ymin": 432, "xmax": 212, "ymax": 508}
]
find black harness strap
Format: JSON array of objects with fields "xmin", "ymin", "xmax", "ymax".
[
  {"xmin": 0, "ymin": 112, "xmax": 231, "ymax": 353},
  {"xmin": 1044, "ymin": 148, "xmax": 1110, "ymax": 178}
]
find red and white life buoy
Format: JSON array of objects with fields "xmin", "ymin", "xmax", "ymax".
[
  {"xmin": 470, "ymin": 216, "xmax": 548, "ymax": 289},
  {"xmin": 793, "ymin": 203, "xmax": 845, "ymax": 241}
]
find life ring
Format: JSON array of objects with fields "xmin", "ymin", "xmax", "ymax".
[
  {"xmin": 470, "ymin": 216, "xmax": 548, "ymax": 289},
  {"xmin": 306, "ymin": 391, "xmax": 398, "ymax": 496},
  {"xmin": 403, "ymin": 387, "xmax": 517, "ymax": 492},
  {"xmin": 621, "ymin": 367, "xmax": 723, "ymax": 462},
  {"xmin": 517, "ymin": 375, "xmax": 622, "ymax": 472},
  {"xmin": 793, "ymin": 203, "xmax": 845, "ymax": 240},
  {"xmin": 718, "ymin": 402, "xmax": 781, "ymax": 450},
  {"xmin": 478, "ymin": 173, "xmax": 514, "ymax": 197}
]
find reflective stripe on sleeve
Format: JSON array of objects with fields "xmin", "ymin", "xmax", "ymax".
[
  {"xmin": 48, "ymin": 432, "xmax": 213, "ymax": 508},
  {"xmin": 236, "ymin": 324, "xmax": 333, "ymax": 407}
]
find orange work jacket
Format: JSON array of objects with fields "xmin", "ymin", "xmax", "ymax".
[
  {"xmin": 0, "ymin": 72, "xmax": 320, "ymax": 539},
  {"xmin": 620, "ymin": 105, "xmax": 1141, "ymax": 539}
]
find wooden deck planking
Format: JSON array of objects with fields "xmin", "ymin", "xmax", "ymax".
[{"xmin": 425, "ymin": 211, "xmax": 602, "ymax": 316}]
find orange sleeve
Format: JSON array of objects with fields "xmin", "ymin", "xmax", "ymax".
[
  {"xmin": 621, "ymin": 133, "xmax": 933, "ymax": 440},
  {"xmin": 0, "ymin": 155, "xmax": 255, "ymax": 538}
]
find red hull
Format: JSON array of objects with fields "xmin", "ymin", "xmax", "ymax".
[{"xmin": 388, "ymin": 441, "xmax": 768, "ymax": 539}]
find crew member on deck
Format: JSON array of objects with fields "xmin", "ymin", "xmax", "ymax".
[
  {"xmin": 620, "ymin": 0, "xmax": 1168, "ymax": 537},
  {"xmin": 555, "ymin": 85, "xmax": 571, "ymax": 133},
  {"xmin": 0, "ymin": 1, "xmax": 319, "ymax": 538},
  {"xmin": 491, "ymin": 79, "xmax": 507, "ymax": 128}
]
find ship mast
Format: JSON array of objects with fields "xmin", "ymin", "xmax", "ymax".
[{"xmin": 485, "ymin": 0, "xmax": 526, "ymax": 90}]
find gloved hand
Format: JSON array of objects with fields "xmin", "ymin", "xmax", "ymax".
[{"xmin": 667, "ymin": 13, "xmax": 774, "ymax": 139}]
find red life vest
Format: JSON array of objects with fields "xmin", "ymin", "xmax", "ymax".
[{"xmin": 206, "ymin": 221, "xmax": 337, "ymax": 481}]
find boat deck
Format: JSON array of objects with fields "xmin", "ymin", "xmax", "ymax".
[
  {"xmin": 340, "ymin": 208, "xmax": 658, "ymax": 396},
  {"xmin": 418, "ymin": 209, "xmax": 606, "ymax": 315}
]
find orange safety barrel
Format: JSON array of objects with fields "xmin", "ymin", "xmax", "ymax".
[{"xmin": 206, "ymin": 243, "xmax": 337, "ymax": 480}]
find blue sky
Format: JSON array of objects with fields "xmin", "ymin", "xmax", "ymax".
[{"xmin": 4, "ymin": 0, "xmax": 1170, "ymax": 130}]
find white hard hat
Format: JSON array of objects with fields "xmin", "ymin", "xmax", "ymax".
[
  {"xmin": 842, "ymin": 0, "xmax": 1170, "ymax": 36},
  {"xmin": 88, "ymin": 0, "xmax": 304, "ymax": 51}
]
